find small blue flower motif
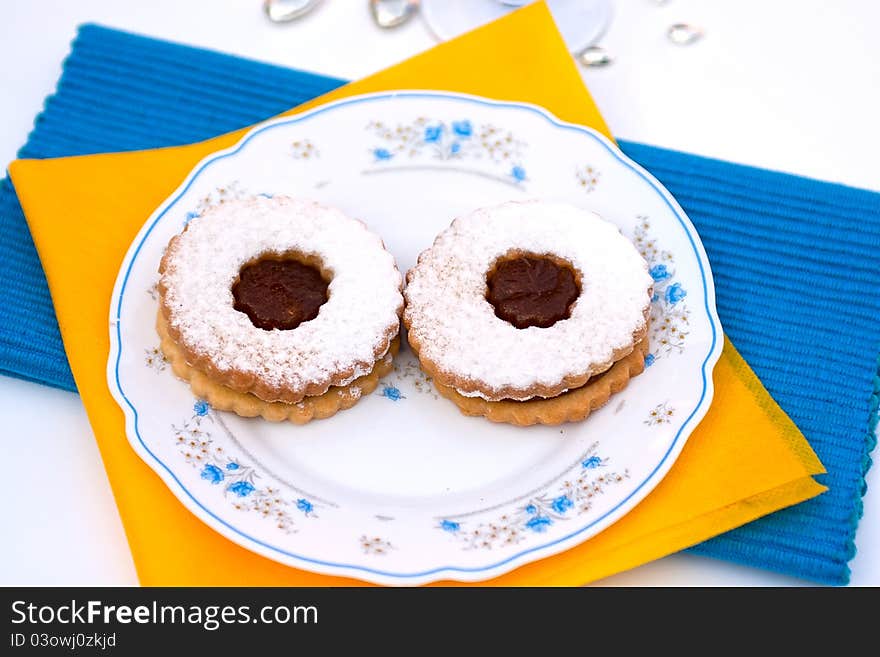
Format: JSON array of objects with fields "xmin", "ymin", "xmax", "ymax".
[
  {"xmin": 452, "ymin": 120, "xmax": 472, "ymax": 137},
  {"xmin": 296, "ymin": 498, "xmax": 314, "ymax": 514},
  {"xmin": 184, "ymin": 210, "xmax": 199, "ymax": 225},
  {"xmin": 525, "ymin": 515, "xmax": 553, "ymax": 532},
  {"xmin": 440, "ymin": 520, "xmax": 460, "ymax": 532},
  {"xmin": 424, "ymin": 124, "xmax": 444, "ymax": 143},
  {"xmin": 644, "ymin": 353, "xmax": 656, "ymax": 368},
  {"xmin": 511, "ymin": 165, "xmax": 527, "ymax": 182},
  {"xmin": 649, "ymin": 264, "xmax": 671, "ymax": 282},
  {"xmin": 257, "ymin": 192, "xmax": 274, "ymax": 199},
  {"xmin": 200, "ymin": 464, "xmax": 224, "ymax": 485},
  {"xmin": 373, "ymin": 147, "xmax": 393, "ymax": 161},
  {"xmin": 582, "ymin": 455, "xmax": 602, "ymax": 469},
  {"xmin": 450, "ymin": 141, "xmax": 462, "ymax": 155},
  {"xmin": 225, "ymin": 462, "xmax": 240, "ymax": 471},
  {"xmin": 381, "ymin": 384, "xmax": 404, "ymax": 401},
  {"xmin": 525, "ymin": 504, "xmax": 538, "ymax": 515},
  {"xmin": 193, "ymin": 400, "xmax": 210, "ymax": 417},
  {"xmin": 652, "ymin": 292, "xmax": 659, "ymax": 303},
  {"xmin": 228, "ymin": 481, "xmax": 255, "ymax": 497},
  {"xmin": 665, "ymin": 282, "xmax": 687, "ymax": 305},
  {"xmin": 550, "ymin": 495, "xmax": 574, "ymax": 514}
]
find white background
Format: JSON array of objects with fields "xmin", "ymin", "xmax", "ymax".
[{"xmin": 0, "ymin": 0, "xmax": 877, "ymax": 586}]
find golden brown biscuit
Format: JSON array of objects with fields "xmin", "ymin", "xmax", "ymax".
[
  {"xmin": 158, "ymin": 311, "xmax": 398, "ymax": 424},
  {"xmin": 403, "ymin": 201, "xmax": 653, "ymax": 402},
  {"xmin": 158, "ymin": 195, "xmax": 403, "ymax": 404},
  {"xmin": 429, "ymin": 338, "xmax": 649, "ymax": 427}
]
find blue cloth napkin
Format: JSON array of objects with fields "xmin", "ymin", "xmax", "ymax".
[{"xmin": 2, "ymin": 23, "xmax": 878, "ymax": 585}]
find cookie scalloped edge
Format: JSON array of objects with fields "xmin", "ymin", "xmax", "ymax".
[
  {"xmin": 158, "ymin": 222, "xmax": 403, "ymax": 404},
  {"xmin": 428, "ymin": 337, "xmax": 649, "ymax": 427},
  {"xmin": 157, "ymin": 310, "xmax": 398, "ymax": 424}
]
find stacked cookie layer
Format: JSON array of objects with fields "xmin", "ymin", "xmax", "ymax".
[
  {"xmin": 157, "ymin": 195, "xmax": 403, "ymax": 423},
  {"xmin": 404, "ymin": 201, "xmax": 653, "ymax": 426}
]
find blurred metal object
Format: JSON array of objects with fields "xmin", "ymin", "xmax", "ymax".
[
  {"xmin": 369, "ymin": 0, "xmax": 420, "ymax": 28},
  {"xmin": 667, "ymin": 23, "xmax": 704, "ymax": 45},
  {"xmin": 263, "ymin": 0, "xmax": 323, "ymax": 23},
  {"xmin": 576, "ymin": 45, "xmax": 613, "ymax": 68}
]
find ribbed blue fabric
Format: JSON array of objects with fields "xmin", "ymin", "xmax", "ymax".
[{"xmin": 2, "ymin": 23, "xmax": 877, "ymax": 585}]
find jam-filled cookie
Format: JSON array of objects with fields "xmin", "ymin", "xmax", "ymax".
[
  {"xmin": 158, "ymin": 195, "xmax": 403, "ymax": 422},
  {"xmin": 403, "ymin": 200, "xmax": 653, "ymax": 426}
]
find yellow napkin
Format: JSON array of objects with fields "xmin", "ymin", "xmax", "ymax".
[{"xmin": 9, "ymin": 2, "xmax": 825, "ymax": 585}]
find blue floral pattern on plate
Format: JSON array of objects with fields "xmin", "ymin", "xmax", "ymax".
[
  {"xmin": 631, "ymin": 217, "xmax": 690, "ymax": 364},
  {"xmin": 173, "ymin": 404, "xmax": 318, "ymax": 533},
  {"xmin": 366, "ymin": 118, "xmax": 527, "ymax": 185},
  {"xmin": 437, "ymin": 444, "xmax": 628, "ymax": 550},
  {"xmin": 379, "ymin": 383, "xmax": 405, "ymax": 401}
]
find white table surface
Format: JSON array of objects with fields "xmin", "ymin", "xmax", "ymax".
[{"xmin": 1, "ymin": 0, "xmax": 878, "ymax": 587}]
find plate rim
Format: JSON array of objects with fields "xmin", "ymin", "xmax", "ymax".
[{"xmin": 106, "ymin": 89, "xmax": 724, "ymax": 585}]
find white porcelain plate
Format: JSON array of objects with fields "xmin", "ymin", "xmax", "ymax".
[{"xmin": 108, "ymin": 91, "xmax": 723, "ymax": 585}]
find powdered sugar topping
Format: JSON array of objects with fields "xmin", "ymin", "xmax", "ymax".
[
  {"xmin": 160, "ymin": 196, "xmax": 402, "ymax": 399},
  {"xmin": 404, "ymin": 200, "xmax": 652, "ymax": 400}
]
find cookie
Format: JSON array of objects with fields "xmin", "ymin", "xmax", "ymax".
[
  {"xmin": 403, "ymin": 200, "xmax": 653, "ymax": 409},
  {"xmin": 430, "ymin": 337, "xmax": 649, "ymax": 426},
  {"xmin": 157, "ymin": 194, "xmax": 403, "ymax": 412},
  {"xmin": 158, "ymin": 310, "xmax": 398, "ymax": 423}
]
